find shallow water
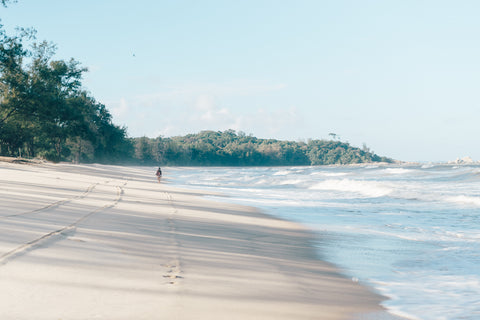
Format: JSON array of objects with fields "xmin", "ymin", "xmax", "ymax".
[{"xmin": 167, "ymin": 164, "xmax": 480, "ymax": 320}]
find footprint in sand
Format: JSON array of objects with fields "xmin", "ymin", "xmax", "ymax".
[{"xmin": 162, "ymin": 261, "xmax": 183, "ymax": 285}]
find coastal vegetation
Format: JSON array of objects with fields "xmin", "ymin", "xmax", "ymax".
[
  {"xmin": 0, "ymin": 16, "xmax": 391, "ymax": 166},
  {"xmin": 0, "ymin": 24, "xmax": 132, "ymax": 163},
  {"xmin": 132, "ymin": 131, "xmax": 392, "ymax": 166}
]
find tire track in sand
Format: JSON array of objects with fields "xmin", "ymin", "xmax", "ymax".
[
  {"xmin": 0, "ymin": 182, "xmax": 100, "ymax": 220},
  {"xmin": 0, "ymin": 181, "xmax": 127, "ymax": 266}
]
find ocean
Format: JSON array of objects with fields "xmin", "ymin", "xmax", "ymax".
[{"xmin": 167, "ymin": 164, "xmax": 480, "ymax": 320}]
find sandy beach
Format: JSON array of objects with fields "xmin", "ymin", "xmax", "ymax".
[{"xmin": 0, "ymin": 160, "xmax": 386, "ymax": 319}]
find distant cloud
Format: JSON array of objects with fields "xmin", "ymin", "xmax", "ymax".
[
  {"xmin": 154, "ymin": 125, "xmax": 177, "ymax": 137},
  {"xmin": 110, "ymin": 97, "xmax": 129, "ymax": 118},
  {"xmin": 195, "ymin": 94, "xmax": 215, "ymax": 111},
  {"xmin": 134, "ymin": 80, "xmax": 288, "ymax": 108},
  {"xmin": 185, "ymin": 99, "xmax": 302, "ymax": 138},
  {"xmin": 104, "ymin": 80, "xmax": 298, "ymax": 138},
  {"xmin": 236, "ymin": 106, "xmax": 303, "ymax": 136},
  {"xmin": 190, "ymin": 94, "xmax": 233, "ymax": 124}
]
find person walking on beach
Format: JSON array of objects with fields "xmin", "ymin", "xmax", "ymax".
[{"xmin": 155, "ymin": 167, "xmax": 162, "ymax": 182}]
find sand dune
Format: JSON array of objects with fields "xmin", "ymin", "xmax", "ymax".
[{"xmin": 0, "ymin": 161, "xmax": 386, "ymax": 319}]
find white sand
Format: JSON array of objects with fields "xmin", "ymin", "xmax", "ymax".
[{"xmin": 0, "ymin": 161, "xmax": 386, "ymax": 319}]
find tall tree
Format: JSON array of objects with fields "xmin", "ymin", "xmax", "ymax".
[
  {"xmin": 1, "ymin": 24, "xmax": 133, "ymax": 162},
  {"xmin": 27, "ymin": 41, "xmax": 87, "ymax": 159},
  {"xmin": 0, "ymin": 26, "xmax": 34, "ymax": 155},
  {"xmin": 0, "ymin": 26, "xmax": 32, "ymax": 128}
]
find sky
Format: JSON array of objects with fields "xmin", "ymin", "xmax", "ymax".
[{"xmin": 1, "ymin": 0, "xmax": 480, "ymax": 162}]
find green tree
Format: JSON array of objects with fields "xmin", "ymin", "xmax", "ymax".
[
  {"xmin": 0, "ymin": 26, "xmax": 32, "ymax": 130},
  {"xmin": 1, "ymin": 24, "xmax": 133, "ymax": 163},
  {"xmin": 135, "ymin": 136, "xmax": 153, "ymax": 164},
  {"xmin": 132, "ymin": 130, "xmax": 393, "ymax": 166},
  {"xmin": 25, "ymin": 42, "xmax": 88, "ymax": 160}
]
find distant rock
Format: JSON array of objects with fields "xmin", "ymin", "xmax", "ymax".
[{"xmin": 448, "ymin": 156, "xmax": 476, "ymax": 165}]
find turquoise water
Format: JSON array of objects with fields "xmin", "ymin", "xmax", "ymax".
[{"xmin": 168, "ymin": 164, "xmax": 480, "ymax": 320}]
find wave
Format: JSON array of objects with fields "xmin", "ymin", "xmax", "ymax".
[
  {"xmin": 277, "ymin": 179, "xmax": 305, "ymax": 186},
  {"xmin": 445, "ymin": 195, "xmax": 480, "ymax": 207},
  {"xmin": 169, "ymin": 165, "xmax": 480, "ymax": 320},
  {"xmin": 382, "ymin": 168, "xmax": 415, "ymax": 175},
  {"xmin": 421, "ymin": 164, "xmax": 436, "ymax": 169},
  {"xmin": 377, "ymin": 273, "xmax": 480, "ymax": 320},
  {"xmin": 311, "ymin": 171, "xmax": 349, "ymax": 177},
  {"xmin": 309, "ymin": 179, "xmax": 393, "ymax": 198}
]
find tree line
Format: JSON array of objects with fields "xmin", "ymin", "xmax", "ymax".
[{"xmin": 133, "ymin": 130, "xmax": 392, "ymax": 166}]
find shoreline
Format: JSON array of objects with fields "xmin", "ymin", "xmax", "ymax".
[{"xmin": 1, "ymin": 161, "xmax": 392, "ymax": 319}]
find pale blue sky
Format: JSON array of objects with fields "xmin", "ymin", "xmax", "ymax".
[{"xmin": 2, "ymin": 0, "xmax": 480, "ymax": 162}]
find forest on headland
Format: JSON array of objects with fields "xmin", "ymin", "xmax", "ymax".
[
  {"xmin": 0, "ymin": 3, "xmax": 392, "ymax": 166},
  {"xmin": 132, "ymin": 131, "xmax": 392, "ymax": 166}
]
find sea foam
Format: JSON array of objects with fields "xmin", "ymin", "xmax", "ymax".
[
  {"xmin": 169, "ymin": 164, "xmax": 480, "ymax": 320},
  {"xmin": 309, "ymin": 179, "xmax": 393, "ymax": 197}
]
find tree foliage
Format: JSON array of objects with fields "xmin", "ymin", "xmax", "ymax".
[
  {"xmin": 0, "ymin": 25, "xmax": 133, "ymax": 162},
  {"xmin": 131, "ymin": 130, "xmax": 392, "ymax": 166}
]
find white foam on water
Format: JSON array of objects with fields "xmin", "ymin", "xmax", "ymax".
[
  {"xmin": 377, "ymin": 273, "xmax": 480, "ymax": 320},
  {"xmin": 277, "ymin": 179, "xmax": 305, "ymax": 186},
  {"xmin": 382, "ymin": 168, "xmax": 415, "ymax": 175},
  {"xmin": 379, "ymin": 212, "xmax": 407, "ymax": 216},
  {"xmin": 253, "ymin": 178, "xmax": 269, "ymax": 185},
  {"xmin": 311, "ymin": 171, "xmax": 349, "ymax": 177},
  {"xmin": 309, "ymin": 179, "xmax": 393, "ymax": 198},
  {"xmin": 169, "ymin": 165, "xmax": 480, "ymax": 320},
  {"xmin": 273, "ymin": 170, "xmax": 291, "ymax": 176},
  {"xmin": 421, "ymin": 164, "xmax": 435, "ymax": 169},
  {"xmin": 445, "ymin": 195, "xmax": 480, "ymax": 207}
]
